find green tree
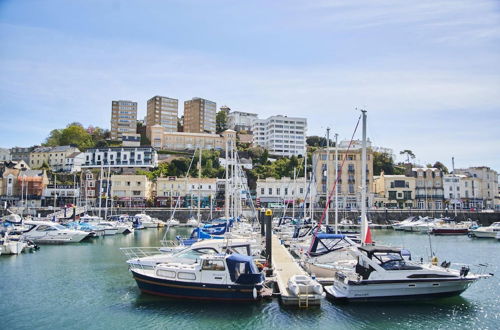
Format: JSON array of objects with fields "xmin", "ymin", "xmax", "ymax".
[
  {"xmin": 400, "ymin": 149, "xmax": 416, "ymax": 163},
  {"xmin": 216, "ymin": 110, "xmax": 228, "ymax": 133},
  {"xmin": 373, "ymin": 151, "xmax": 396, "ymax": 175},
  {"xmin": 433, "ymin": 161, "xmax": 449, "ymax": 174},
  {"xmin": 44, "ymin": 129, "xmax": 63, "ymax": 146},
  {"xmin": 59, "ymin": 125, "xmax": 93, "ymax": 149},
  {"xmin": 306, "ymin": 136, "xmax": 334, "ymax": 147}
]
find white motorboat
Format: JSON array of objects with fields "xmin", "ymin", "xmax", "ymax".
[
  {"xmin": 392, "ymin": 216, "xmax": 419, "ymax": 231},
  {"xmin": 135, "ymin": 214, "xmax": 158, "ymax": 228},
  {"xmin": 470, "ymin": 222, "xmax": 500, "ymax": 238},
  {"xmin": 495, "ymin": 232, "xmax": 500, "ymax": 240},
  {"xmin": 0, "ymin": 231, "xmax": 27, "ymax": 255},
  {"xmin": 123, "ymin": 238, "xmax": 261, "ymax": 270},
  {"xmin": 298, "ymin": 234, "xmax": 359, "ymax": 278},
  {"xmin": 186, "ymin": 217, "xmax": 199, "ymax": 227},
  {"xmin": 22, "ymin": 221, "xmax": 90, "ymax": 244},
  {"xmin": 166, "ymin": 218, "xmax": 180, "ymax": 226},
  {"xmin": 324, "ymin": 245, "xmax": 490, "ymax": 302}
]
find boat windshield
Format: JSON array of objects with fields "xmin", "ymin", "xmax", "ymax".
[
  {"xmin": 372, "ymin": 252, "xmax": 422, "ymax": 271},
  {"xmin": 173, "ymin": 247, "xmax": 218, "ymax": 260},
  {"xmin": 53, "ymin": 224, "xmax": 66, "ymax": 230}
]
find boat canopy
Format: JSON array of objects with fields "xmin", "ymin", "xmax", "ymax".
[
  {"xmin": 308, "ymin": 233, "xmax": 352, "ymax": 257},
  {"xmin": 226, "ymin": 254, "xmax": 263, "ymax": 285}
]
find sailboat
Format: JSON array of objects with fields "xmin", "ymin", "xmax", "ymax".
[{"xmin": 324, "ymin": 110, "xmax": 491, "ymax": 302}]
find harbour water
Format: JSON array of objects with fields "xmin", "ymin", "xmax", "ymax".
[{"xmin": 1, "ymin": 229, "xmax": 498, "ymax": 330}]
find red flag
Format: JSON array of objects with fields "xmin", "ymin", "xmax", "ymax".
[{"xmin": 364, "ymin": 226, "xmax": 373, "ymax": 244}]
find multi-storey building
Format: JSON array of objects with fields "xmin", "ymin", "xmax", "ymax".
[
  {"xmin": 373, "ymin": 172, "xmax": 416, "ymax": 208},
  {"xmin": 82, "ymin": 146, "xmax": 158, "ymax": 169},
  {"xmin": 63, "ymin": 152, "xmax": 85, "ymax": 173},
  {"xmin": 110, "ymin": 174, "xmax": 152, "ymax": 207},
  {"xmin": 412, "ymin": 167, "xmax": 445, "ymax": 210},
  {"xmin": 256, "ymin": 177, "xmax": 309, "ymax": 208},
  {"xmin": 29, "ymin": 146, "xmax": 80, "ymax": 171},
  {"xmin": 0, "ymin": 148, "xmax": 11, "ymax": 162},
  {"xmin": 110, "ymin": 100, "xmax": 138, "ymax": 140},
  {"xmin": 0, "ymin": 163, "xmax": 48, "ymax": 207},
  {"xmin": 155, "ymin": 177, "xmax": 217, "ymax": 207},
  {"xmin": 148, "ymin": 125, "xmax": 236, "ymax": 151},
  {"xmin": 10, "ymin": 147, "xmax": 35, "ymax": 164},
  {"xmin": 48, "ymin": 146, "xmax": 81, "ymax": 171},
  {"xmin": 442, "ymin": 174, "xmax": 483, "ymax": 209},
  {"xmin": 146, "ymin": 96, "xmax": 178, "ymax": 132},
  {"xmin": 227, "ymin": 111, "xmax": 258, "ymax": 132},
  {"xmin": 454, "ymin": 166, "xmax": 498, "ymax": 209},
  {"xmin": 252, "ymin": 115, "xmax": 307, "ymax": 156},
  {"xmin": 312, "ymin": 145, "xmax": 374, "ymax": 210},
  {"xmin": 184, "ymin": 97, "xmax": 216, "ymax": 134}
]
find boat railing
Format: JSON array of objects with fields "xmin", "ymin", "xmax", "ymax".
[{"xmin": 119, "ymin": 247, "xmax": 164, "ymax": 260}]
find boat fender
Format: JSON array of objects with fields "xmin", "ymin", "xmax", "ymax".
[
  {"xmin": 431, "ymin": 256, "xmax": 438, "ymax": 266},
  {"xmin": 253, "ymin": 287, "xmax": 258, "ymax": 300}
]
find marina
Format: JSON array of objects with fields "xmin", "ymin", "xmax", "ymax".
[{"xmin": 1, "ymin": 227, "xmax": 499, "ymax": 329}]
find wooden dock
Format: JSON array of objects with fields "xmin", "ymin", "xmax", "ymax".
[{"xmin": 271, "ymin": 235, "xmax": 323, "ymax": 307}]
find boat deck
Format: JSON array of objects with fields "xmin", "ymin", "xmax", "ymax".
[{"xmin": 271, "ymin": 235, "xmax": 323, "ymax": 307}]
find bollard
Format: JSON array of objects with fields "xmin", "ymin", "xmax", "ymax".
[
  {"xmin": 259, "ymin": 208, "xmax": 265, "ymax": 237},
  {"xmin": 264, "ymin": 208, "xmax": 273, "ymax": 267}
]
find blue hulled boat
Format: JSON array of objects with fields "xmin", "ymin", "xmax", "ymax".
[{"xmin": 130, "ymin": 253, "xmax": 265, "ymax": 302}]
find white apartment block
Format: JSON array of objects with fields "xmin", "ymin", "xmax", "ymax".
[
  {"xmin": 227, "ymin": 111, "xmax": 258, "ymax": 132},
  {"xmin": 110, "ymin": 100, "xmax": 138, "ymax": 140},
  {"xmin": 147, "ymin": 96, "xmax": 179, "ymax": 132},
  {"xmin": 443, "ymin": 174, "xmax": 483, "ymax": 209},
  {"xmin": 454, "ymin": 166, "xmax": 498, "ymax": 209},
  {"xmin": 82, "ymin": 146, "xmax": 158, "ymax": 169},
  {"xmin": 252, "ymin": 115, "xmax": 307, "ymax": 157},
  {"xmin": 256, "ymin": 177, "xmax": 309, "ymax": 207}
]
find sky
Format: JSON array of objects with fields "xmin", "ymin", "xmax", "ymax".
[{"xmin": 1, "ymin": 0, "xmax": 499, "ymax": 170}]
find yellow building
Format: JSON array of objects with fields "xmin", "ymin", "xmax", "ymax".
[
  {"xmin": 312, "ymin": 146, "xmax": 373, "ymax": 209},
  {"xmin": 373, "ymin": 172, "xmax": 416, "ymax": 208},
  {"xmin": 110, "ymin": 175, "xmax": 152, "ymax": 206},
  {"xmin": 155, "ymin": 177, "xmax": 217, "ymax": 207},
  {"xmin": 147, "ymin": 125, "xmax": 236, "ymax": 151}
]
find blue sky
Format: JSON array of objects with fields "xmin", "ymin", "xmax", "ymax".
[{"xmin": 1, "ymin": 0, "xmax": 499, "ymax": 170}]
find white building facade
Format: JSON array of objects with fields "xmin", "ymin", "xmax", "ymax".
[
  {"xmin": 227, "ymin": 111, "xmax": 258, "ymax": 132},
  {"xmin": 82, "ymin": 146, "xmax": 158, "ymax": 169},
  {"xmin": 252, "ymin": 115, "xmax": 307, "ymax": 156}
]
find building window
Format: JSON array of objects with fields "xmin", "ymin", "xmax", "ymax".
[
  {"xmin": 268, "ymin": 188, "xmax": 272, "ymax": 195},
  {"xmin": 261, "ymin": 188, "xmax": 264, "ymax": 195},
  {"xmin": 276, "ymin": 188, "xmax": 280, "ymax": 195}
]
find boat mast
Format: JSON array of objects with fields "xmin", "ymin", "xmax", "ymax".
[
  {"xmin": 304, "ymin": 152, "xmax": 307, "ymax": 219},
  {"xmin": 197, "ymin": 148, "xmax": 201, "ymax": 223},
  {"xmin": 360, "ymin": 110, "xmax": 367, "ymax": 244},
  {"xmin": 292, "ymin": 167, "xmax": 296, "ymax": 220},
  {"xmin": 224, "ymin": 140, "xmax": 230, "ymax": 221},
  {"xmin": 334, "ymin": 132, "xmax": 339, "ymax": 234},
  {"xmin": 326, "ymin": 127, "xmax": 330, "ymax": 226}
]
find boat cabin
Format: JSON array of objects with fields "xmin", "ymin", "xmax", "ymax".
[
  {"xmin": 354, "ymin": 246, "xmax": 422, "ymax": 279},
  {"xmin": 154, "ymin": 254, "xmax": 264, "ymax": 286},
  {"xmin": 308, "ymin": 234, "xmax": 356, "ymax": 257}
]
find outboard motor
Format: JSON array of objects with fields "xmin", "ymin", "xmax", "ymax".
[{"xmin": 460, "ymin": 266, "xmax": 470, "ymax": 277}]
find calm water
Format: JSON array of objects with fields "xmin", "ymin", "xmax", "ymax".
[{"xmin": 1, "ymin": 228, "xmax": 499, "ymax": 330}]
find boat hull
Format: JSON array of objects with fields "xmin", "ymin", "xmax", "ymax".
[
  {"xmin": 131, "ymin": 270, "xmax": 260, "ymax": 302},
  {"xmin": 471, "ymin": 230, "xmax": 498, "ymax": 238},
  {"xmin": 325, "ymin": 278, "xmax": 474, "ymax": 302},
  {"xmin": 431, "ymin": 228, "xmax": 469, "ymax": 235}
]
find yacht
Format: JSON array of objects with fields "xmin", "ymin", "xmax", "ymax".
[
  {"xmin": 123, "ymin": 238, "xmax": 260, "ymax": 270},
  {"xmin": 470, "ymin": 222, "xmax": 500, "ymax": 238},
  {"xmin": 324, "ymin": 245, "xmax": 490, "ymax": 302},
  {"xmin": 135, "ymin": 214, "xmax": 158, "ymax": 228},
  {"xmin": 22, "ymin": 221, "xmax": 90, "ymax": 244},
  {"xmin": 185, "ymin": 217, "xmax": 199, "ymax": 227},
  {"xmin": 130, "ymin": 253, "xmax": 266, "ymax": 301},
  {"xmin": 0, "ymin": 231, "xmax": 27, "ymax": 255}
]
